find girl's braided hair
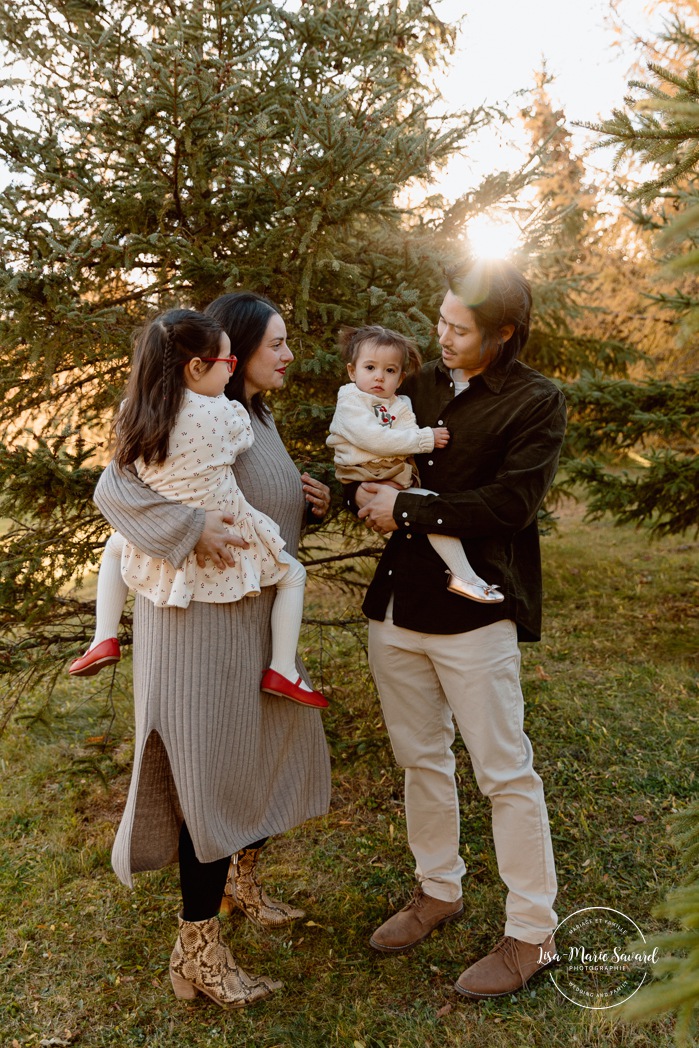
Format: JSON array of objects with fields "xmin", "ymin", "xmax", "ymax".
[
  {"xmin": 113, "ymin": 308, "xmax": 223, "ymax": 468},
  {"xmin": 161, "ymin": 324, "xmax": 176, "ymax": 408}
]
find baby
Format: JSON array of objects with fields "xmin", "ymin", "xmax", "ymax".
[{"xmin": 327, "ymin": 325, "xmax": 503, "ymax": 603}]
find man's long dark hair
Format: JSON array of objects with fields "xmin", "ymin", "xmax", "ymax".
[
  {"xmin": 446, "ymin": 258, "xmax": 532, "ymax": 369},
  {"xmin": 205, "ymin": 291, "xmax": 281, "ymax": 422},
  {"xmin": 113, "ymin": 309, "xmax": 222, "ymax": 468}
]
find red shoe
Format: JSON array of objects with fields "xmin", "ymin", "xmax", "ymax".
[
  {"xmin": 69, "ymin": 638, "xmax": 121, "ymax": 677},
  {"xmin": 260, "ymin": 669, "xmax": 329, "ymax": 709}
]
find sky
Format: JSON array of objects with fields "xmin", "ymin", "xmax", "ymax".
[
  {"xmin": 432, "ymin": 0, "xmax": 666, "ymax": 197},
  {"xmin": 0, "ymin": 0, "xmax": 667, "ymax": 205}
]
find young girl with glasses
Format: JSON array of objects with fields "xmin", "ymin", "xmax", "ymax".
[{"xmin": 70, "ymin": 308, "xmax": 327, "ymax": 709}]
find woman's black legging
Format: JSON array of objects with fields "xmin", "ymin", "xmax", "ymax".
[{"xmin": 178, "ymin": 822, "xmax": 268, "ymax": 922}]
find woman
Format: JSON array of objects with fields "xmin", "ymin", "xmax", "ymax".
[{"xmin": 94, "ymin": 292, "xmax": 332, "ymax": 1008}]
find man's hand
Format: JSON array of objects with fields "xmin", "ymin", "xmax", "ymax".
[
  {"xmin": 355, "ymin": 479, "xmax": 402, "ymax": 510},
  {"xmin": 195, "ymin": 511, "xmax": 250, "ymax": 569},
  {"xmin": 358, "ymin": 483, "xmax": 400, "ymax": 534}
]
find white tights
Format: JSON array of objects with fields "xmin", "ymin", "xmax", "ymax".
[
  {"xmin": 268, "ymin": 551, "xmax": 309, "ymax": 687},
  {"xmin": 410, "ymin": 488, "xmax": 489, "ymax": 589},
  {"xmin": 92, "ymin": 532, "xmax": 129, "ymax": 645},
  {"xmin": 90, "ymin": 533, "xmax": 309, "ymax": 686}
]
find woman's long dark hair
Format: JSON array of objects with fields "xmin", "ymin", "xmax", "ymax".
[
  {"xmin": 204, "ymin": 291, "xmax": 281, "ymax": 422},
  {"xmin": 446, "ymin": 258, "xmax": 532, "ymax": 369},
  {"xmin": 113, "ymin": 309, "xmax": 223, "ymax": 468}
]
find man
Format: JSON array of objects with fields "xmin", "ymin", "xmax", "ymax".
[{"xmin": 353, "ymin": 259, "xmax": 566, "ymax": 998}]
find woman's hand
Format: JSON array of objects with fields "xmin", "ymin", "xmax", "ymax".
[
  {"xmin": 357, "ymin": 483, "xmax": 399, "ymax": 534},
  {"xmin": 301, "ymin": 472, "xmax": 331, "ymax": 518},
  {"xmin": 195, "ymin": 511, "xmax": 250, "ymax": 569}
]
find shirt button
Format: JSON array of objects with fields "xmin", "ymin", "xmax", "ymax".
[
  {"xmin": 402, "ymin": 512, "xmax": 408, "ymax": 518},
  {"xmin": 387, "ymin": 570, "xmax": 393, "ymax": 576},
  {"xmin": 438, "ymin": 420, "xmax": 444, "ymax": 425},
  {"xmin": 437, "ymin": 518, "xmax": 443, "ymax": 524},
  {"xmin": 406, "ymin": 533, "xmax": 412, "ymax": 539},
  {"xmin": 404, "ymin": 521, "xmax": 410, "ymax": 527}
]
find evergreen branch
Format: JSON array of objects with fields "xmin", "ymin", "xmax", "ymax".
[
  {"xmin": 300, "ymin": 617, "xmax": 365, "ymax": 628},
  {"xmin": 300, "ymin": 546, "xmax": 383, "ymax": 567},
  {"xmin": 622, "ymin": 797, "xmax": 699, "ymax": 1045}
]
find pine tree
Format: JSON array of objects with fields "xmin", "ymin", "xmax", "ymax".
[
  {"xmin": 582, "ymin": 9, "xmax": 699, "ymax": 1039},
  {"xmin": 622, "ymin": 796, "xmax": 699, "ymax": 1046},
  {"xmin": 518, "ymin": 72, "xmax": 637, "ymax": 379},
  {"xmin": 562, "ymin": 371, "xmax": 698, "ymax": 537},
  {"xmin": 513, "ymin": 75, "xmax": 697, "ymax": 537},
  {"xmin": 0, "ymin": 0, "xmax": 517, "ymax": 703},
  {"xmin": 552, "ymin": 20, "xmax": 699, "ymax": 540},
  {"xmin": 517, "ymin": 72, "xmax": 686, "ymax": 382}
]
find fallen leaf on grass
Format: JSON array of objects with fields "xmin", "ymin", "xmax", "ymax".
[
  {"xmin": 436, "ymin": 1003, "xmax": 453, "ymax": 1018},
  {"xmin": 535, "ymin": 665, "xmax": 551, "ymax": 681},
  {"xmin": 633, "ymin": 815, "xmax": 647, "ymax": 823}
]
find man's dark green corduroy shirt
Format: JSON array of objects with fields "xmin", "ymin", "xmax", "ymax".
[{"xmin": 349, "ymin": 355, "xmax": 567, "ymax": 642}]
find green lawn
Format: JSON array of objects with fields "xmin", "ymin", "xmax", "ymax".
[{"xmin": 0, "ymin": 505, "xmax": 696, "ymax": 1047}]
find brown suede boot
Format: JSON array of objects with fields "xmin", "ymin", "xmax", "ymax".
[
  {"xmin": 169, "ymin": 914, "xmax": 281, "ymax": 1007},
  {"xmin": 220, "ymin": 845, "xmax": 306, "ymax": 928},
  {"xmin": 455, "ymin": 934, "xmax": 557, "ymax": 998},
  {"xmin": 369, "ymin": 887, "xmax": 464, "ymax": 953}
]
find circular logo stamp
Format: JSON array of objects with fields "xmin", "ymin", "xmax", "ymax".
[{"xmin": 548, "ymin": 906, "xmax": 658, "ymax": 1009}]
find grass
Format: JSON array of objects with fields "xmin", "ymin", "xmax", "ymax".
[{"xmin": 0, "ymin": 503, "xmax": 697, "ymax": 1047}]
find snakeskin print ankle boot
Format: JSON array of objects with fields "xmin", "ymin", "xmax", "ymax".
[
  {"xmin": 169, "ymin": 914, "xmax": 281, "ymax": 1007},
  {"xmin": 220, "ymin": 845, "xmax": 306, "ymax": 927}
]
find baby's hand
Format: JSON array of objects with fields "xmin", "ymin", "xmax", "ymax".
[{"xmin": 432, "ymin": 427, "xmax": 450, "ymax": 448}]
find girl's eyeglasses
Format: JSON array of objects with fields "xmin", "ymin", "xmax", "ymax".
[{"xmin": 199, "ymin": 355, "xmax": 238, "ymax": 375}]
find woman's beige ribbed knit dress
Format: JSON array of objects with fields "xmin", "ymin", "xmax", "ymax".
[{"xmin": 94, "ymin": 413, "xmax": 331, "ymax": 888}]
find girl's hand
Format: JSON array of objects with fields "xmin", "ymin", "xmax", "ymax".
[
  {"xmin": 301, "ymin": 472, "xmax": 331, "ymax": 518},
  {"xmin": 195, "ymin": 511, "xmax": 249, "ymax": 569},
  {"xmin": 432, "ymin": 427, "xmax": 450, "ymax": 448}
]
